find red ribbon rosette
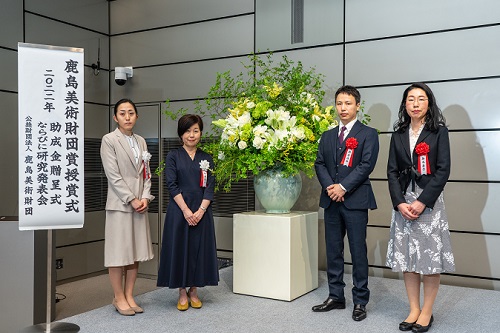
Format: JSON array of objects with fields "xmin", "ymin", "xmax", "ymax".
[
  {"xmin": 345, "ymin": 137, "xmax": 358, "ymax": 149},
  {"xmin": 415, "ymin": 142, "xmax": 431, "ymax": 175},
  {"xmin": 340, "ymin": 137, "xmax": 358, "ymax": 167}
]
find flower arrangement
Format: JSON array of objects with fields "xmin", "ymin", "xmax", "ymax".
[{"xmin": 162, "ymin": 54, "xmax": 339, "ymax": 191}]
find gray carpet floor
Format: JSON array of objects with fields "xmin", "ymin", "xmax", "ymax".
[
  {"xmin": 55, "ymin": 273, "xmax": 159, "ymax": 321},
  {"xmin": 58, "ymin": 267, "xmax": 500, "ymax": 333}
]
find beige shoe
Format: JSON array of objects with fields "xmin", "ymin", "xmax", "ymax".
[
  {"xmin": 112, "ymin": 299, "xmax": 135, "ymax": 316},
  {"xmin": 130, "ymin": 306, "xmax": 144, "ymax": 313}
]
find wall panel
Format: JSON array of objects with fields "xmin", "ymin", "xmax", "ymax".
[
  {"xmin": 445, "ymin": 182, "xmax": 500, "ymax": 234},
  {"xmin": 345, "ymin": 26, "xmax": 500, "ymax": 87},
  {"xmin": 0, "ymin": 92, "xmax": 18, "ymax": 216},
  {"xmin": 0, "ymin": 48, "xmax": 18, "ymax": 92},
  {"xmin": 111, "ymin": 56, "xmax": 250, "ymax": 104},
  {"xmin": 346, "ymin": 0, "xmax": 500, "ymax": 41},
  {"xmin": 84, "ymin": 67, "xmax": 110, "ymax": 104},
  {"xmin": 370, "ymin": 133, "xmax": 390, "ymax": 179},
  {"xmin": 368, "ymin": 180, "xmax": 392, "ymax": 227},
  {"xmin": 25, "ymin": 0, "xmax": 109, "ymax": 34},
  {"xmin": 276, "ymin": 46, "xmax": 344, "ymax": 98},
  {"xmin": 25, "ymin": 13, "xmax": 110, "ymax": 69},
  {"xmin": 450, "ymin": 131, "xmax": 500, "ymax": 181},
  {"xmin": 360, "ymin": 79, "xmax": 500, "ymax": 133},
  {"xmin": 84, "ymin": 103, "xmax": 110, "ymax": 138},
  {"xmin": 110, "ymin": 0, "xmax": 254, "ymax": 34},
  {"xmin": 56, "ymin": 211, "xmax": 105, "ymax": 247},
  {"xmin": 256, "ymin": 0, "xmax": 343, "ymax": 52},
  {"xmin": 55, "ymin": 241, "xmax": 105, "ymax": 280},
  {"xmin": 111, "ymin": 16, "xmax": 254, "ymax": 68},
  {"xmin": 0, "ymin": 0, "xmax": 23, "ymax": 49}
]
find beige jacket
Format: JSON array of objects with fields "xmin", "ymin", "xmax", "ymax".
[{"xmin": 100, "ymin": 128, "xmax": 154, "ymax": 212}]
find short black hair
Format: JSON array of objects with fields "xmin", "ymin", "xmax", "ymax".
[
  {"xmin": 114, "ymin": 98, "xmax": 138, "ymax": 116},
  {"xmin": 335, "ymin": 85, "xmax": 361, "ymax": 104},
  {"xmin": 177, "ymin": 114, "xmax": 203, "ymax": 138}
]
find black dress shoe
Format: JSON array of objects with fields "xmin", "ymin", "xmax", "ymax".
[
  {"xmin": 412, "ymin": 315, "xmax": 434, "ymax": 333},
  {"xmin": 311, "ymin": 297, "xmax": 346, "ymax": 312},
  {"xmin": 399, "ymin": 320, "xmax": 416, "ymax": 331},
  {"xmin": 352, "ymin": 304, "xmax": 367, "ymax": 321}
]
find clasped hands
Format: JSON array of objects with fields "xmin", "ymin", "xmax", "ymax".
[
  {"xmin": 397, "ymin": 200, "xmax": 425, "ymax": 221},
  {"xmin": 183, "ymin": 208, "xmax": 205, "ymax": 226},
  {"xmin": 131, "ymin": 198, "xmax": 149, "ymax": 213},
  {"xmin": 327, "ymin": 184, "xmax": 346, "ymax": 202}
]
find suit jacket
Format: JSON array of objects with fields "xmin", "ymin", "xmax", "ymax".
[
  {"xmin": 387, "ymin": 125, "xmax": 450, "ymax": 210},
  {"xmin": 100, "ymin": 128, "xmax": 154, "ymax": 212},
  {"xmin": 315, "ymin": 121, "xmax": 379, "ymax": 210}
]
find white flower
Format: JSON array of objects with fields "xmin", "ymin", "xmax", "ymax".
[
  {"xmin": 274, "ymin": 129, "xmax": 289, "ymax": 142},
  {"xmin": 252, "ymin": 136, "xmax": 266, "ymax": 149},
  {"xmin": 265, "ymin": 107, "xmax": 291, "ymax": 130},
  {"xmin": 142, "ymin": 151, "xmax": 152, "ymax": 162},
  {"xmin": 218, "ymin": 151, "xmax": 225, "ymax": 160},
  {"xmin": 246, "ymin": 101, "xmax": 256, "ymax": 109},
  {"xmin": 290, "ymin": 127, "xmax": 305, "ymax": 140},
  {"xmin": 253, "ymin": 124, "xmax": 268, "ymax": 137},
  {"xmin": 238, "ymin": 140, "xmax": 248, "ymax": 150},
  {"xmin": 237, "ymin": 112, "xmax": 251, "ymax": 126},
  {"xmin": 199, "ymin": 159, "xmax": 210, "ymax": 171}
]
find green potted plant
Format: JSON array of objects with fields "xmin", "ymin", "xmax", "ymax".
[{"xmin": 162, "ymin": 54, "xmax": 339, "ymax": 212}]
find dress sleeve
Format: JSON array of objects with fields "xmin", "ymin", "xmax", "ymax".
[
  {"xmin": 165, "ymin": 150, "xmax": 182, "ymax": 197},
  {"xmin": 203, "ymin": 153, "xmax": 215, "ymax": 201}
]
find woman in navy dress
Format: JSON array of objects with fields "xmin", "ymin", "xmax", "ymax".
[{"xmin": 157, "ymin": 114, "xmax": 219, "ymax": 311}]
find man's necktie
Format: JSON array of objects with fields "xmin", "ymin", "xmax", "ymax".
[{"xmin": 339, "ymin": 126, "xmax": 347, "ymax": 145}]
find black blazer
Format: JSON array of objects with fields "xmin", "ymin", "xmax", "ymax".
[
  {"xmin": 387, "ymin": 125, "xmax": 450, "ymax": 210},
  {"xmin": 315, "ymin": 121, "xmax": 379, "ymax": 210}
]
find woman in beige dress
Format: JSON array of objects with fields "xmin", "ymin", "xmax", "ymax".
[{"xmin": 100, "ymin": 98, "xmax": 154, "ymax": 316}]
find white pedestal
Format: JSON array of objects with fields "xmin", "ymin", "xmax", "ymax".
[{"xmin": 233, "ymin": 211, "xmax": 318, "ymax": 301}]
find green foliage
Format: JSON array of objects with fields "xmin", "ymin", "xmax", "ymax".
[{"xmin": 162, "ymin": 54, "xmax": 345, "ymax": 191}]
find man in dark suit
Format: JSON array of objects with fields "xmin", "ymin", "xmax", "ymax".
[{"xmin": 313, "ymin": 85, "xmax": 379, "ymax": 321}]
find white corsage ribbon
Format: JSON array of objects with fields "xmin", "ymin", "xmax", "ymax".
[
  {"xmin": 199, "ymin": 159, "xmax": 210, "ymax": 187},
  {"xmin": 142, "ymin": 151, "xmax": 152, "ymax": 180}
]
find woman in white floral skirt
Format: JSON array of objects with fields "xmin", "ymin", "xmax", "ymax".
[{"xmin": 386, "ymin": 83, "xmax": 455, "ymax": 333}]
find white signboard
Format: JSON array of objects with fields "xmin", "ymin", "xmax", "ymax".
[{"xmin": 18, "ymin": 43, "xmax": 85, "ymax": 230}]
